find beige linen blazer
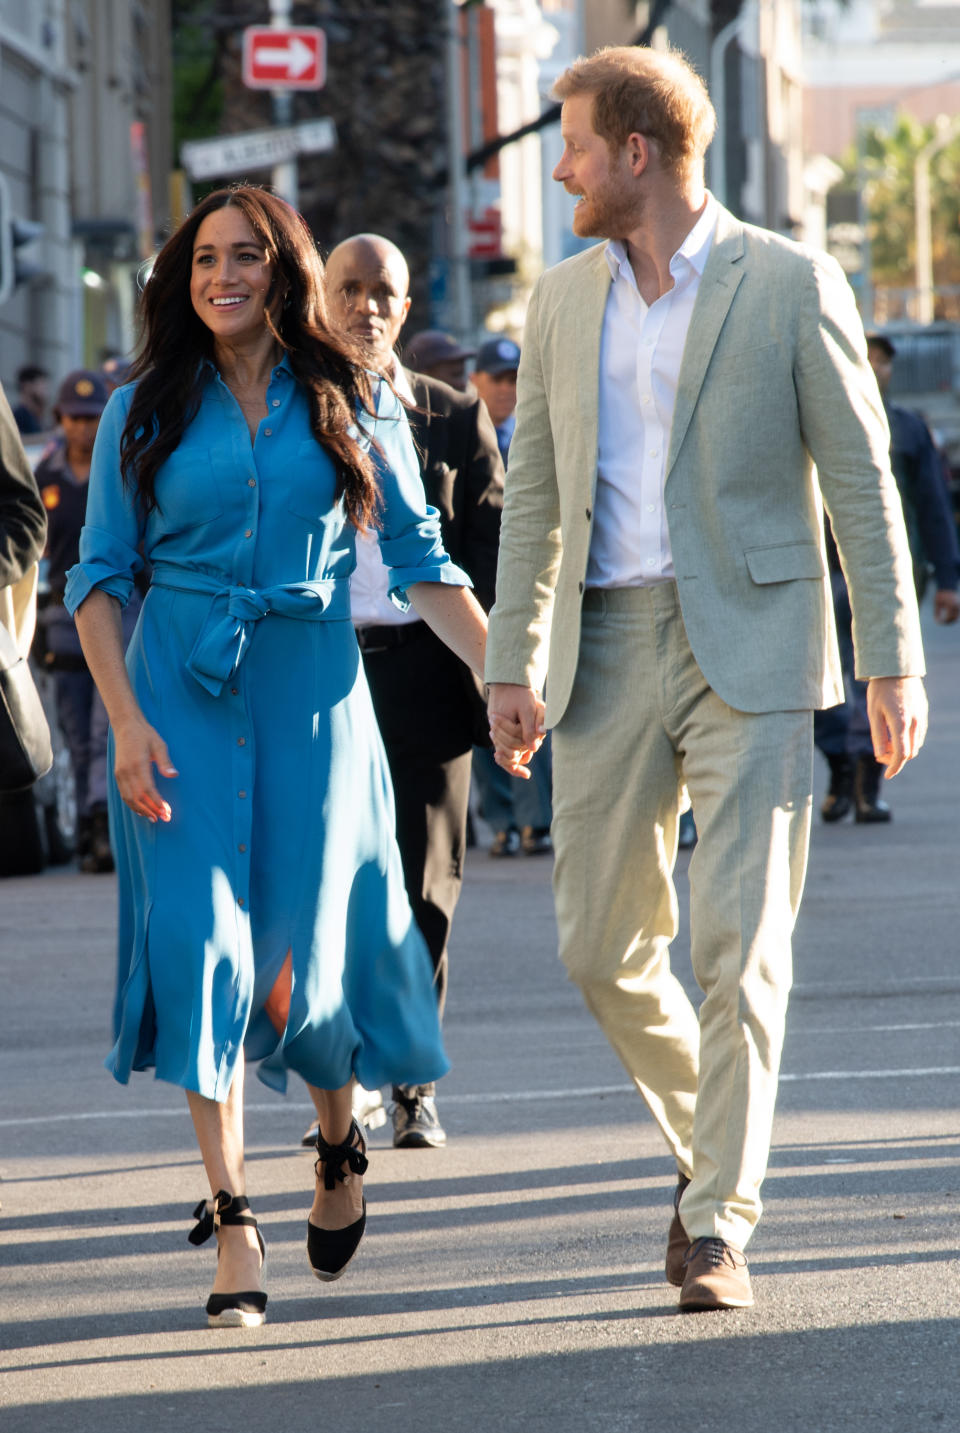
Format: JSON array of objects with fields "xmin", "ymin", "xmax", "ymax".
[{"xmin": 485, "ymin": 205, "xmax": 924, "ymax": 726}]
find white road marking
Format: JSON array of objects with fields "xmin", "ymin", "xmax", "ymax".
[{"xmin": 2, "ymin": 1065, "xmax": 960, "ymax": 1129}]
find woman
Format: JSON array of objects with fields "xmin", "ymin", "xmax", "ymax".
[{"xmin": 65, "ymin": 186, "xmax": 487, "ymax": 1328}]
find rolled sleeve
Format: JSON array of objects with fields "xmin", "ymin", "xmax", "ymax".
[
  {"xmin": 366, "ymin": 380, "xmax": 473, "ymax": 609},
  {"xmin": 64, "ymin": 525, "xmax": 143, "ymax": 613},
  {"xmin": 63, "ymin": 386, "xmax": 145, "ymax": 614}
]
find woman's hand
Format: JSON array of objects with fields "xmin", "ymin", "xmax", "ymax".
[
  {"xmin": 487, "ymin": 682, "xmax": 545, "ymax": 780},
  {"xmin": 112, "ymin": 715, "xmax": 178, "ymax": 822}
]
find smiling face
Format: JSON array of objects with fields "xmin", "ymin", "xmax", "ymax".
[
  {"xmin": 552, "ymin": 93, "xmax": 640, "ymax": 240},
  {"xmin": 189, "ymin": 205, "xmax": 277, "ymax": 344},
  {"xmin": 324, "ymin": 237, "xmax": 411, "ymax": 365}
]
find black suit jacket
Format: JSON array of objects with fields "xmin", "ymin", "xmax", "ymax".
[
  {"xmin": 365, "ymin": 368, "xmax": 503, "ymax": 754},
  {"xmin": 0, "ymin": 381, "xmax": 46, "ymax": 590}
]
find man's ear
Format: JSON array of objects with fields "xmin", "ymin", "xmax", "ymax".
[{"xmin": 626, "ymin": 132, "xmax": 651, "ymax": 177}]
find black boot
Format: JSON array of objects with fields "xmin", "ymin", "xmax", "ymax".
[
  {"xmin": 854, "ymin": 756, "xmax": 892, "ymax": 823},
  {"xmin": 820, "ymin": 753, "xmax": 854, "ymax": 822},
  {"xmin": 80, "ymin": 806, "xmax": 114, "ymax": 873}
]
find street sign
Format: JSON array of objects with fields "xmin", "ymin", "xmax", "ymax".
[
  {"xmin": 242, "ymin": 26, "xmax": 325, "ymax": 90},
  {"xmin": 180, "ymin": 119, "xmax": 337, "ymax": 182}
]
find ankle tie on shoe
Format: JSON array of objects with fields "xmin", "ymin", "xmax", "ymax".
[
  {"xmin": 315, "ymin": 1117, "xmax": 368, "ymax": 1192},
  {"xmin": 683, "ymin": 1237, "xmax": 747, "ymax": 1271},
  {"xmin": 189, "ymin": 1198, "xmax": 216, "ymax": 1246}
]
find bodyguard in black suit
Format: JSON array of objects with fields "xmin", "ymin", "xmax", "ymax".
[{"xmin": 323, "ymin": 233, "xmax": 503, "ymax": 1147}]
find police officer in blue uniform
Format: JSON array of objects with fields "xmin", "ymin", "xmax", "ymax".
[{"xmin": 37, "ymin": 370, "xmax": 141, "ymax": 870}]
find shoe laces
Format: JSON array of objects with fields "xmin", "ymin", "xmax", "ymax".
[{"xmin": 684, "ymin": 1237, "xmax": 747, "ymax": 1271}]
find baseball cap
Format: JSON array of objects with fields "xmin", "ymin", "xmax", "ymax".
[
  {"xmin": 404, "ymin": 329, "xmax": 476, "ymax": 372},
  {"xmin": 474, "ymin": 336, "xmax": 521, "ymax": 375},
  {"xmin": 865, "ymin": 332, "xmax": 896, "ymax": 358},
  {"xmin": 56, "ymin": 369, "xmax": 109, "ymax": 417}
]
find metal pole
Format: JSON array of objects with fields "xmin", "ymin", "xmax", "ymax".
[
  {"xmin": 709, "ymin": 17, "xmax": 740, "ymax": 207},
  {"xmin": 269, "ymin": 0, "xmax": 298, "ymax": 206},
  {"xmin": 445, "ymin": 0, "xmax": 472, "ymax": 340}
]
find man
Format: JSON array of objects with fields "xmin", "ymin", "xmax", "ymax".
[
  {"xmin": 471, "ymin": 337, "xmax": 521, "ymax": 466},
  {"xmin": 470, "ymin": 336, "xmax": 553, "ymax": 857},
  {"xmin": 12, "ymin": 365, "xmax": 50, "ymax": 436},
  {"xmin": 817, "ymin": 334, "xmax": 958, "ymax": 824},
  {"xmin": 403, "ymin": 330, "xmax": 475, "ymax": 393},
  {"xmin": 0, "ymin": 378, "xmax": 47, "ymax": 874},
  {"xmin": 486, "ymin": 46, "xmax": 926, "ymax": 1312},
  {"xmin": 323, "ymin": 233, "xmax": 503, "ymax": 1147},
  {"xmin": 36, "ymin": 370, "xmax": 140, "ymax": 872}
]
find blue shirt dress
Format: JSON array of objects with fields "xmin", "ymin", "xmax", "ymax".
[{"xmin": 65, "ymin": 356, "xmax": 469, "ymax": 1103}]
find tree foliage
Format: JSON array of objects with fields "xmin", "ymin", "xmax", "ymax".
[{"xmin": 839, "ymin": 114, "xmax": 960, "ymax": 299}]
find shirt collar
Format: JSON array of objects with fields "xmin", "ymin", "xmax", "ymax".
[{"xmin": 604, "ymin": 191, "xmax": 719, "ymax": 286}]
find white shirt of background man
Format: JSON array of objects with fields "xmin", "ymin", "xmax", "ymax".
[{"xmin": 350, "ymin": 359, "xmax": 421, "ymax": 628}]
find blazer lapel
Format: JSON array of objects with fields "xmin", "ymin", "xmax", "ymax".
[
  {"xmin": 572, "ymin": 246, "xmax": 612, "ymax": 497},
  {"xmin": 667, "ymin": 207, "xmax": 745, "ymax": 475}
]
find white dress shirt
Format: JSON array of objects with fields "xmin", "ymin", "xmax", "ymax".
[
  {"xmin": 586, "ymin": 194, "xmax": 718, "ymax": 589},
  {"xmin": 351, "ymin": 360, "xmax": 421, "ymax": 628}
]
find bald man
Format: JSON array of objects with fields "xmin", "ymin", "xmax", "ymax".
[{"xmin": 323, "ymin": 234, "xmax": 504, "ymax": 1148}]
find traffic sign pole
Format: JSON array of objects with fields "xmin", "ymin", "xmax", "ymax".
[{"xmin": 269, "ymin": 0, "xmax": 297, "ymax": 207}]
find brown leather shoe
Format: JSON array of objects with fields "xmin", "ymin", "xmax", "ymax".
[
  {"xmin": 679, "ymin": 1237, "xmax": 753, "ymax": 1311},
  {"xmin": 665, "ymin": 1174, "xmax": 691, "ymax": 1286}
]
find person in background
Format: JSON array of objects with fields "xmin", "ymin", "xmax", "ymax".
[
  {"xmin": 470, "ymin": 336, "xmax": 553, "ymax": 858},
  {"xmin": 0, "ymin": 379, "xmax": 47, "ymax": 874},
  {"xmin": 35, "ymin": 370, "xmax": 141, "ymax": 871},
  {"xmin": 470, "ymin": 337, "xmax": 520, "ymax": 466},
  {"xmin": 403, "ymin": 330, "xmax": 475, "ymax": 393},
  {"xmin": 102, "ymin": 355, "xmax": 135, "ymax": 393},
  {"xmin": 816, "ymin": 333, "xmax": 959, "ymax": 824},
  {"xmin": 322, "ymin": 233, "xmax": 503, "ymax": 1149},
  {"xmin": 12, "ymin": 365, "xmax": 50, "ymax": 437}
]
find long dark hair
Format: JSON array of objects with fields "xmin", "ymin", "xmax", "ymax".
[{"xmin": 122, "ymin": 185, "xmax": 380, "ymax": 529}]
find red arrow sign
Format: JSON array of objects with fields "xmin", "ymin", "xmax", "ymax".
[{"xmin": 242, "ymin": 27, "xmax": 326, "ymax": 90}]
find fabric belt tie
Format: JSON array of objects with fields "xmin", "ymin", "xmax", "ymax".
[{"xmin": 151, "ymin": 567, "xmax": 351, "ymax": 696}]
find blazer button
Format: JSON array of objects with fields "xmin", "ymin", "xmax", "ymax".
[
  {"xmin": 578, "ymin": 581, "xmax": 584, "ymax": 594},
  {"xmin": 585, "ymin": 507, "xmax": 592, "ymax": 520}
]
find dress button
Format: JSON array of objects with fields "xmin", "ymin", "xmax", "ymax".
[
  {"xmin": 244, "ymin": 529, "xmax": 253, "ymax": 538},
  {"xmin": 238, "ymin": 843, "xmax": 247, "ymax": 853},
  {"xmin": 272, "ymin": 399, "xmax": 280, "ymax": 407},
  {"xmin": 263, "ymin": 428, "xmax": 272, "ymax": 436},
  {"xmin": 238, "ymin": 790, "xmax": 246, "ymax": 799},
  {"xmin": 247, "ymin": 478, "xmax": 256, "ymax": 487},
  {"xmin": 231, "ymin": 687, "xmax": 239, "ymax": 696},
  {"xmin": 237, "ymin": 897, "xmax": 245, "ymax": 908},
  {"xmin": 237, "ymin": 737, "xmax": 246, "ymax": 747}
]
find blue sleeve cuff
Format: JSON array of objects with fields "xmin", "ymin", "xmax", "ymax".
[
  {"xmin": 63, "ymin": 526, "xmax": 143, "ymax": 614},
  {"xmin": 378, "ymin": 505, "xmax": 473, "ymax": 611}
]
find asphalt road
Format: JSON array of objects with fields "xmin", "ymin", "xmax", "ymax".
[{"xmin": 1, "ymin": 612, "xmax": 958, "ymax": 1433}]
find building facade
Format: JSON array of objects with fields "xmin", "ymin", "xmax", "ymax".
[{"xmin": 0, "ymin": 0, "xmax": 172, "ymax": 393}]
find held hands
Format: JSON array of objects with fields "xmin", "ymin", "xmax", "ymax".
[
  {"xmin": 866, "ymin": 675, "xmax": 928, "ymax": 779},
  {"xmin": 487, "ymin": 682, "xmax": 546, "ymax": 780},
  {"xmin": 113, "ymin": 715, "xmax": 178, "ymax": 822}
]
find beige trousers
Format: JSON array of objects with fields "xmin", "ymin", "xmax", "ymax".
[{"xmin": 551, "ymin": 584, "xmax": 812, "ymax": 1249}]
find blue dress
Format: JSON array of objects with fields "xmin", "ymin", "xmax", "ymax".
[{"xmin": 65, "ymin": 356, "xmax": 468, "ymax": 1102}]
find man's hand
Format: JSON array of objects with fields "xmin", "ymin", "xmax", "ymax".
[
  {"xmin": 866, "ymin": 675, "xmax": 928, "ymax": 779},
  {"xmin": 933, "ymin": 587, "xmax": 960, "ymax": 625},
  {"xmin": 487, "ymin": 682, "xmax": 545, "ymax": 780}
]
